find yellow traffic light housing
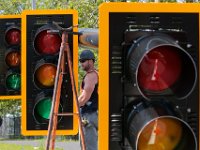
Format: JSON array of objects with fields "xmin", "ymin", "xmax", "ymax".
[
  {"xmin": 21, "ymin": 10, "xmax": 78, "ymax": 135},
  {"xmin": 99, "ymin": 3, "xmax": 200, "ymax": 150},
  {"xmin": 0, "ymin": 15, "xmax": 21, "ymax": 100}
]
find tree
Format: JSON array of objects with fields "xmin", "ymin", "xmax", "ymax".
[
  {"xmin": 0, "ymin": 0, "xmax": 102, "ymax": 28},
  {"xmin": 0, "ymin": 100, "xmax": 21, "ymax": 117}
]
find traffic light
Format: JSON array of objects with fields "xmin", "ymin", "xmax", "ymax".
[
  {"xmin": 0, "ymin": 15, "xmax": 21, "ymax": 99},
  {"xmin": 99, "ymin": 3, "xmax": 199, "ymax": 150},
  {"xmin": 21, "ymin": 10, "xmax": 78, "ymax": 135}
]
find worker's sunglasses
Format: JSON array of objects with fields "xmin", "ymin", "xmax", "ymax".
[{"xmin": 79, "ymin": 59, "xmax": 88, "ymax": 63}]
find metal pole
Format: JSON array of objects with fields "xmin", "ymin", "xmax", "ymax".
[
  {"xmin": 176, "ymin": 0, "xmax": 186, "ymax": 3},
  {"xmin": 138, "ymin": 0, "xmax": 149, "ymax": 2},
  {"xmin": 32, "ymin": 0, "xmax": 36, "ymax": 9}
]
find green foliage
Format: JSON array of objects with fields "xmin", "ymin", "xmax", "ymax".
[
  {"xmin": 0, "ymin": 0, "xmax": 103, "ymax": 28},
  {"xmin": 0, "ymin": 100, "xmax": 20, "ymax": 117},
  {"xmin": 68, "ymin": 0, "xmax": 103, "ymax": 28}
]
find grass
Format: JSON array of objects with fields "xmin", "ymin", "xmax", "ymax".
[
  {"xmin": 0, "ymin": 136, "xmax": 79, "ymax": 150},
  {"xmin": 0, "ymin": 143, "xmax": 63, "ymax": 150}
]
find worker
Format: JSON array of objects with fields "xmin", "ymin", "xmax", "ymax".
[{"xmin": 78, "ymin": 49, "xmax": 98, "ymax": 150}]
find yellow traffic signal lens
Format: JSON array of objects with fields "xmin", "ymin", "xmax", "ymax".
[
  {"xmin": 138, "ymin": 46, "xmax": 182, "ymax": 92},
  {"xmin": 138, "ymin": 118, "xmax": 182, "ymax": 150},
  {"xmin": 34, "ymin": 30, "xmax": 61, "ymax": 55},
  {"xmin": 35, "ymin": 63, "xmax": 56, "ymax": 88},
  {"xmin": 5, "ymin": 51, "xmax": 20, "ymax": 67},
  {"xmin": 5, "ymin": 28, "xmax": 21, "ymax": 45},
  {"xmin": 126, "ymin": 101, "xmax": 197, "ymax": 150}
]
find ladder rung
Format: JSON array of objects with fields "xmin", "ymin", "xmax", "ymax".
[
  {"xmin": 61, "ymin": 72, "xmax": 68, "ymax": 75},
  {"xmin": 56, "ymin": 113, "xmax": 79, "ymax": 116}
]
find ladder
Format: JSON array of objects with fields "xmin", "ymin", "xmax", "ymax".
[{"xmin": 45, "ymin": 24, "xmax": 86, "ymax": 150}]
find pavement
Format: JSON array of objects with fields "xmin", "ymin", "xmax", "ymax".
[{"xmin": 0, "ymin": 140, "xmax": 81, "ymax": 150}]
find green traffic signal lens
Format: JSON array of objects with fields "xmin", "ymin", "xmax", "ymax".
[
  {"xmin": 34, "ymin": 97, "xmax": 63, "ymax": 123},
  {"xmin": 34, "ymin": 97, "xmax": 52, "ymax": 120},
  {"xmin": 6, "ymin": 73, "xmax": 21, "ymax": 90}
]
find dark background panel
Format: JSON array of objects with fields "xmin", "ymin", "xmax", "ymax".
[
  {"xmin": 109, "ymin": 12, "xmax": 199, "ymax": 150},
  {"xmin": 26, "ymin": 14, "xmax": 74, "ymax": 130},
  {"xmin": 0, "ymin": 18, "xmax": 21, "ymax": 96}
]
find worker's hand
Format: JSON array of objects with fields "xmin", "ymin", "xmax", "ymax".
[{"xmin": 82, "ymin": 119, "xmax": 89, "ymax": 127}]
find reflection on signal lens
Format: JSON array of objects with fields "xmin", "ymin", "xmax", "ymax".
[
  {"xmin": 138, "ymin": 46, "xmax": 182, "ymax": 91},
  {"xmin": 6, "ymin": 73, "xmax": 21, "ymax": 90},
  {"xmin": 5, "ymin": 51, "xmax": 20, "ymax": 67},
  {"xmin": 5, "ymin": 28, "xmax": 21, "ymax": 45},
  {"xmin": 138, "ymin": 118, "xmax": 182, "ymax": 150},
  {"xmin": 35, "ymin": 97, "xmax": 52, "ymax": 119},
  {"xmin": 35, "ymin": 64, "xmax": 56, "ymax": 87},
  {"xmin": 34, "ymin": 30, "xmax": 61, "ymax": 55}
]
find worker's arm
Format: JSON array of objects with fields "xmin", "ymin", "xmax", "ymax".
[{"xmin": 78, "ymin": 72, "xmax": 97, "ymax": 107}]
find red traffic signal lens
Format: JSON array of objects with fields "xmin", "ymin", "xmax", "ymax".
[
  {"xmin": 127, "ymin": 33, "xmax": 197, "ymax": 99},
  {"xmin": 138, "ymin": 118, "xmax": 182, "ymax": 150},
  {"xmin": 5, "ymin": 28, "xmax": 21, "ymax": 45},
  {"xmin": 5, "ymin": 51, "xmax": 20, "ymax": 67},
  {"xmin": 34, "ymin": 30, "xmax": 61, "ymax": 55},
  {"xmin": 138, "ymin": 46, "xmax": 182, "ymax": 92},
  {"xmin": 34, "ymin": 63, "xmax": 56, "ymax": 88}
]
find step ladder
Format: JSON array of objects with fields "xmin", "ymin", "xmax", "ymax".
[{"xmin": 45, "ymin": 24, "xmax": 86, "ymax": 150}]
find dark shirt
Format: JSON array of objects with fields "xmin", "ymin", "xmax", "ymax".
[{"xmin": 81, "ymin": 70, "xmax": 98, "ymax": 114}]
